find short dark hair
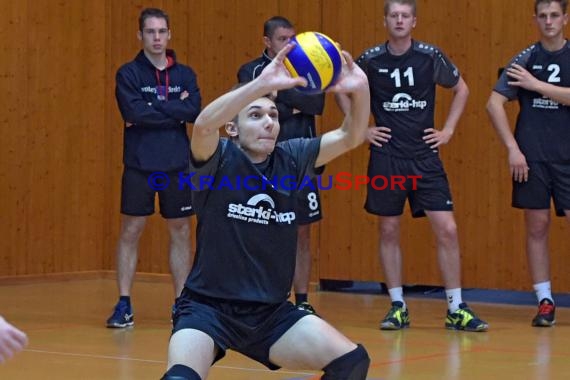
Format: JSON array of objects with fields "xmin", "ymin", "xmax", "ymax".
[
  {"xmin": 139, "ymin": 8, "xmax": 170, "ymax": 32},
  {"xmin": 263, "ymin": 16, "xmax": 294, "ymax": 38},
  {"xmin": 384, "ymin": 0, "xmax": 417, "ymax": 16},
  {"xmin": 535, "ymin": 0, "xmax": 568, "ymax": 13}
]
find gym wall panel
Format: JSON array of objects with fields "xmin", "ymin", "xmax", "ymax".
[{"xmin": 1, "ymin": 0, "xmax": 107, "ymax": 275}]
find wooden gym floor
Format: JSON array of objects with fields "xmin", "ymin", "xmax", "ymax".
[{"xmin": 0, "ymin": 276, "xmax": 569, "ymax": 379}]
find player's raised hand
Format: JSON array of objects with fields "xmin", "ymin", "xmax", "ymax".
[
  {"xmin": 258, "ymin": 43, "xmax": 308, "ymax": 91},
  {"xmin": 326, "ymin": 51, "xmax": 368, "ymax": 94}
]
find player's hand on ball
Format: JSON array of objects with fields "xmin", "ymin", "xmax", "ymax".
[
  {"xmin": 326, "ymin": 51, "xmax": 368, "ymax": 94},
  {"xmin": 259, "ymin": 43, "xmax": 308, "ymax": 92}
]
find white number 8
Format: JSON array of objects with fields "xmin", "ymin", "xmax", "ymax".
[{"xmin": 307, "ymin": 192, "xmax": 318, "ymax": 211}]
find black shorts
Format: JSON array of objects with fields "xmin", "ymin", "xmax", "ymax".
[
  {"xmin": 296, "ymin": 178, "xmax": 322, "ymax": 225},
  {"xmin": 120, "ymin": 167, "xmax": 194, "ymax": 218},
  {"xmin": 172, "ymin": 289, "xmax": 311, "ymax": 370},
  {"xmin": 365, "ymin": 151, "xmax": 453, "ymax": 218},
  {"xmin": 512, "ymin": 161, "xmax": 570, "ymax": 217}
]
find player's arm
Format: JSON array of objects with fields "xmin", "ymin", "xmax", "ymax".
[
  {"xmin": 315, "ymin": 52, "xmax": 370, "ymax": 167},
  {"xmin": 335, "ymin": 52, "xmax": 391, "ymax": 148},
  {"xmin": 486, "ymin": 91, "xmax": 529, "ymax": 182},
  {"xmin": 153, "ymin": 69, "xmax": 201, "ymax": 123},
  {"xmin": 506, "ymin": 63, "xmax": 570, "ymax": 105},
  {"xmin": 115, "ymin": 68, "xmax": 180, "ymax": 127},
  {"xmin": 192, "ymin": 44, "xmax": 306, "ymax": 162},
  {"xmin": 423, "ymin": 77, "xmax": 469, "ymax": 148},
  {"xmin": 443, "ymin": 77, "xmax": 469, "ymax": 136},
  {"xmin": 335, "ymin": 92, "xmax": 390, "ymax": 148}
]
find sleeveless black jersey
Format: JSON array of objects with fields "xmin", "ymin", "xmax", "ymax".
[
  {"xmin": 186, "ymin": 137, "xmax": 321, "ymax": 304},
  {"xmin": 357, "ymin": 40, "xmax": 460, "ymax": 158},
  {"xmin": 494, "ymin": 41, "xmax": 570, "ymax": 162}
]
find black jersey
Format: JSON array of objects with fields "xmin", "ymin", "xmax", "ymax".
[
  {"xmin": 494, "ymin": 41, "xmax": 570, "ymax": 162},
  {"xmin": 186, "ymin": 137, "xmax": 321, "ymax": 304},
  {"xmin": 357, "ymin": 40, "xmax": 460, "ymax": 158}
]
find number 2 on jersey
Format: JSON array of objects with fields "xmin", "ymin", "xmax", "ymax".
[{"xmin": 547, "ymin": 64, "xmax": 561, "ymax": 83}]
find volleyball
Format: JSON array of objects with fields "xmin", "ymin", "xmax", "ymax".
[{"xmin": 284, "ymin": 32, "xmax": 342, "ymax": 94}]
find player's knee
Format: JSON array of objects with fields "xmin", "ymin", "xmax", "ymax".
[
  {"xmin": 321, "ymin": 344, "xmax": 370, "ymax": 380},
  {"xmin": 161, "ymin": 364, "xmax": 201, "ymax": 380}
]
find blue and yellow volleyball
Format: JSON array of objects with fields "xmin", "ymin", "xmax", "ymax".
[{"xmin": 284, "ymin": 32, "xmax": 342, "ymax": 94}]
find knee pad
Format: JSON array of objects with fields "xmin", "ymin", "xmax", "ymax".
[
  {"xmin": 321, "ymin": 344, "xmax": 370, "ymax": 380},
  {"xmin": 161, "ymin": 364, "xmax": 201, "ymax": 380}
]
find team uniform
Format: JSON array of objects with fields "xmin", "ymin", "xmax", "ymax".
[
  {"xmin": 237, "ymin": 51, "xmax": 325, "ymax": 224},
  {"xmin": 115, "ymin": 49, "xmax": 201, "ymax": 218},
  {"xmin": 357, "ymin": 40, "xmax": 460, "ymax": 217},
  {"xmin": 493, "ymin": 41, "xmax": 570, "ymax": 216},
  {"xmin": 174, "ymin": 137, "xmax": 321, "ymax": 368}
]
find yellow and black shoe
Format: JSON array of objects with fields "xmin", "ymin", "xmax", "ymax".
[
  {"xmin": 380, "ymin": 301, "xmax": 410, "ymax": 330},
  {"xmin": 445, "ymin": 303, "xmax": 488, "ymax": 332}
]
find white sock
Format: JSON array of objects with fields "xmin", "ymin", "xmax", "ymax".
[
  {"xmin": 533, "ymin": 281, "xmax": 553, "ymax": 304},
  {"xmin": 445, "ymin": 288, "xmax": 462, "ymax": 313},
  {"xmin": 388, "ymin": 287, "xmax": 406, "ymax": 310}
]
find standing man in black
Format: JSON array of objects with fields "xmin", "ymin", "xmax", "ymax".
[
  {"xmin": 351, "ymin": 0, "xmax": 488, "ymax": 332},
  {"xmin": 237, "ymin": 16, "xmax": 325, "ymax": 313},
  {"xmin": 487, "ymin": 0, "xmax": 570, "ymax": 327},
  {"xmin": 107, "ymin": 8, "xmax": 201, "ymax": 328}
]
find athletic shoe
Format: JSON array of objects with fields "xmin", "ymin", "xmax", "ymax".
[
  {"xmin": 296, "ymin": 301, "xmax": 318, "ymax": 315},
  {"xmin": 445, "ymin": 303, "xmax": 488, "ymax": 332},
  {"xmin": 106, "ymin": 301, "xmax": 134, "ymax": 328},
  {"xmin": 380, "ymin": 301, "xmax": 410, "ymax": 330},
  {"xmin": 532, "ymin": 298, "xmax": 556, "ymax": 327}
]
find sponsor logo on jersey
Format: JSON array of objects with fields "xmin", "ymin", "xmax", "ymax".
[
  {"xmin": 383, "ymin": 93, "xmax": 428, "ymax": 112},
  {"xmin": 532, "ymin": 96, "xmax": 560, "ymax": 110},
  {"xmin": 227, "ymin": 193, "xmax": 296, "ymax": 225},
  {"xmin": 140, "ymin": 85, "xmax": 182, "ymax": 94}
]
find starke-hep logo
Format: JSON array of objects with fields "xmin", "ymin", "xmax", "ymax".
[{"xmin": 383, "ymin": 93, "xmax": 428, "ymax": 112}]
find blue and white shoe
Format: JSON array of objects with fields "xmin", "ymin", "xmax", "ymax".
[{"xmin": 106, "ymin": 301, "xmax": 134, "ymax": 328}]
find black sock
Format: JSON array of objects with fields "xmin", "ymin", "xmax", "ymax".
[{"xmin": 295, "ymin": 293, "xmax": 308, "ymax": 305}]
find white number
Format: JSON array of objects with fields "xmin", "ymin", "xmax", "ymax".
[
  {"xmin": 547, "ymin": 64, "xmax": 561, "ymax": 83},
  {"xmin": 403, "ymin": 67, "xmax": 415, "ymax": 86},
  {"xmin": 390, "ymin": 67, "xmax": 415, "ymax": 87},
  {"xmin": 307, "ymin": 192, "xmax": 318, "ymax": 211},
  {"xmin": 390, "ymin": 68, "xmax": 401, "ymax": 87}
]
